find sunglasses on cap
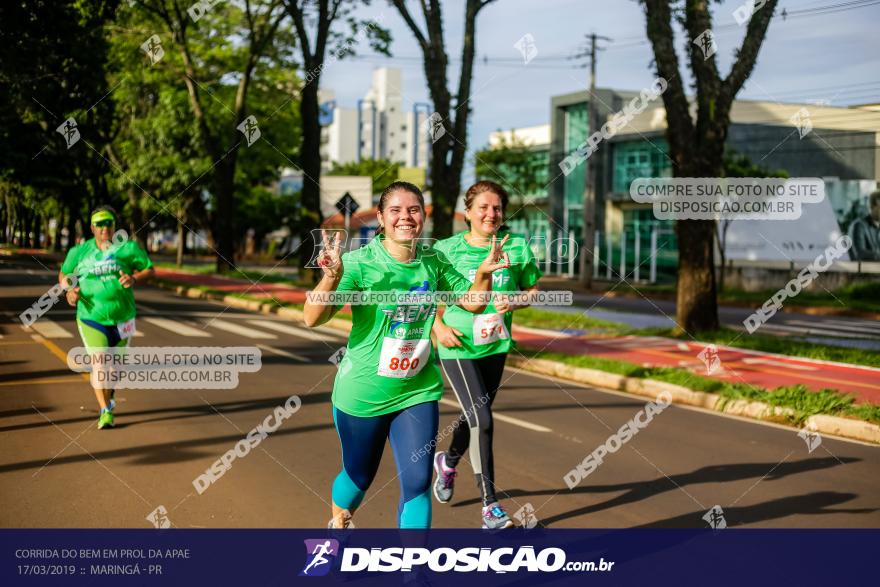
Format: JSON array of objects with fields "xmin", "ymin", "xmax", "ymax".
[{"xmin": 94, "ymin": 220, "xmax": 115, "ymax": 228}]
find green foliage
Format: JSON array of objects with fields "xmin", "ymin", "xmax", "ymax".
[
  {"xmin": 474, "ymin": 133, "xmax": 549, "ymax": 199},
  {"xmin": 327, "ymin": 158, "xmax": 401, "ymax": 194},
  {"xmin": 0, "ymin": 0, "xmax": 119, "ymax": 237},
  {"xmin": 723, "ymin": 149, "xmax": 788, "ymax": 178}
]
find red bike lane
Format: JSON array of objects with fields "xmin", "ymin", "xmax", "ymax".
[{"xmin": 513, "ymin": 326, "xmax": 880, "ymax": 404}]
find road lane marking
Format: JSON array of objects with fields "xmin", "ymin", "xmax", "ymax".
[
  {"xmin": 0, "ymin": 376, "xmax": 84, "ymax": 387},
  {"xmin": 755, "ymin": 323, "xmax": 874, "ymax": 340},
  {"xmin": 785, "ymin": 319, "xmax": 880, "ymax": 336},
  {"xmin": 209, "ymin": 319, "xmax": 277, "ymax": 339},
  {"xmin": 255, "ymin": 344, "xmax": 308, "ymax": 363},
  {"xmin": 30, "ymin": 334, "xmax": 90, "ymax": 383},
  {"xmin": 438, "ymin": 398, "xmax": 552, "ymax": 433},
  {"xmin": 26, "ymin": 319, "xmax": 73, "ymax": 338},
  {"xmin": 247, "ymin": 319, "xmax": 339, "ymax": 342},
  {"xmin": 141, "ymin": 317, "xmax": 212, "ymax": 337}
]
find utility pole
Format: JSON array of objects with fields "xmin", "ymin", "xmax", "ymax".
[{"xmin": 577, "ymin": 33, "xmax": 611, "ymax": 289}]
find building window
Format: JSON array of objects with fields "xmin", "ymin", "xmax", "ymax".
[{"xmin": 612, "ymin": 140, "xmax": 672, "ymax": 193}]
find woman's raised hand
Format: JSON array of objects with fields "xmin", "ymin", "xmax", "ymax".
[
  {"xmin": 318, "ymin": 230, "xmax": 344, "ymax": 279},
  {"xmin": 478, "ymin": 234, "xmax": 510, "ymax": 276}
]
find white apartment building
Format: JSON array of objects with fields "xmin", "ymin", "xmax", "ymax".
[{"xmin": 319, "ymin": 68, "xmax": 430, "ymax": 172}]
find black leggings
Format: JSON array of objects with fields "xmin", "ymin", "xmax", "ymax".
[{"xmin": 440, "ymin": 353, "xmax": 507, "ymax": 506}]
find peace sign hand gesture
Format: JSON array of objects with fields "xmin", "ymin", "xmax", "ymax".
[
  {"xmin": 317, "ymin": 230, "xmax": 344, "ymax": 280},
  {"xmin": 477, "ymin": 234, "xmax": 510, "ymax": 277}
]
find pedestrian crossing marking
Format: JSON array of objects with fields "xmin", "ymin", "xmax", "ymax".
[
  {"xmin": 141, "ymin": 317, "xmax": 212, "ymax": 337},
  {"xmin": 209, "ymin": 319, "xmax": 278, "ymax": 339},
  {"xmin": 26, "ymin": 319, "xmax": 73, "ymax": 338},
  {"xmin": 247, "ymin": 320, "xmax": 338, "ymax": 342}
]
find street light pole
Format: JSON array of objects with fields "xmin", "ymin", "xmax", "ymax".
[{"xmin": 578, "ymin": 32, "xmax": 611, "ymax": 289}]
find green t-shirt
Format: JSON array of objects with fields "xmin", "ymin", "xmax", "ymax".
[
  {"xmin": 331, "ymin": 235, "xmax": 472, "ymax": 417},
  {"xmin": 434, "ymin": 231, "xmax": 542, "ymax": 360},
  {"xmin": 60, "ymin": 238, "xmax": 153, "ymax": 325}
]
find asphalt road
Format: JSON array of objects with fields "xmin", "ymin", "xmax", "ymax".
[
  {"xmin": 561, "ymin": 291, "xmax": 880, "ymax": 350},
  {"xmin": 1, "ymin": 257, "xmax": 878, "ymax": 529}
]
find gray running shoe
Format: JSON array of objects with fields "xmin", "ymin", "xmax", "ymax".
[
  {"xmin": 481, "ymin": 502, "xmax": 515, "ymax": 530},
  {"xmin": 432, "ymin": 451, "xmax": 456, "ymax": 504}
]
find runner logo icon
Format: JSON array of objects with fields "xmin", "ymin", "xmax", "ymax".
[{"xmin": 300, "ymin": 539, "xmax": 339, "ymax": 577}]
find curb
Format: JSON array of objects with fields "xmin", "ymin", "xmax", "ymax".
[
  {"xmin": 150, "ymin": 279, "xmax": 880, "ymax": 446},
  {"xmin": 505, "ymin": 355, "xmax": 878, "ymax": 445}
]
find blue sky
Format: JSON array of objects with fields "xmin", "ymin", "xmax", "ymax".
[{"xmin": 318, "ymin": 0, "xmax": 880, "ymax": 182}]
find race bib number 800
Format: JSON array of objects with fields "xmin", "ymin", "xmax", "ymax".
[{"xmin": 378, "ymin": 337, "xmax": 430, "ymax": 378}]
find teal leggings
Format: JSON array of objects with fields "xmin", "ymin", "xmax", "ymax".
[{"xmin": 332, "ymin": 401, "xmax": 439, "ymax": 529}]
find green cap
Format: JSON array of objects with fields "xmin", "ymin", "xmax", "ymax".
[{"xmin": 91, "ymin": 210, "xmax": 115, "ymax": 225}]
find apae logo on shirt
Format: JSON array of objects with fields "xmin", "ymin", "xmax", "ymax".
[
  {"xmin": 383, "ymin": 280, "xmax": 435, "ymax": 336},
  {"xmin": 88, "ymin": 254, "xmax": 121, "ymax": 281}
]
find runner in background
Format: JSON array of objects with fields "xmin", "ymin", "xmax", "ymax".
[
  {"xmin": 59, "ymin": 206, "xmax": 154, "ymax": 429},
  {"xmin": 303, "ymin": 181, "xmax": 510, "ymax": 529},
  {"xmin": 431, "ymin": 181, "xmax": 541, "ymax": 529}
]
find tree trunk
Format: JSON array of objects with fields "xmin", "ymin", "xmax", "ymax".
[
  {"xmin": 22, "ymin": 209, "xmax": 32, "ymax": 248},
  {"xmin": 127, "ymin": 187, "xmax": 147, "ymax": 249},
  {"xmin": 53, "ymin": 208, "xmax": 64, "ymax": 252},
  {"xmin": 33, "ymin": 213, "xmax": 42, "ymax": 249},
  {"xmin": 213, "ymin": 163, "xmax": 236, "ymax": 273},
  {"xmin": 429, "ymin": 158, "xmax": 455, "ymax": 238},
  {"xmin": 674, "ymin": 147, "xmax": 722, "ymax": 333},
  {"xmin": 66, "ymin": 202, "xmax": 78, "ymax": 250},
  {"xmin": 176, "ymin": 216, "xmax": 186, "ymax": 267},
  {"xmin": 298, "ymin": 79, "xmax": 323, "ymax": 282},
  {"xmin": 675, "ymin": 219, "xmax": 719, "ymax": 333}
]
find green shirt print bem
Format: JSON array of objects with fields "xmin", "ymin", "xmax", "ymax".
[
  {"xmin": 60, "ymin": 237, "xmax": 154, "ymax": 325},
  {"xmin": 433, "ymin": 231, "xmax": 542, "ymax": 360},
  {"xmin": 331, "ymin": 235, "xmax": 472, "ymax": 417}
]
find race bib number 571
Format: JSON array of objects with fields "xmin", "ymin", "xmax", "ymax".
[
  {"xmin": 473, "ymin": 313, "xmax": 509, "ymax": 346},
  {"xmin": 378, "ymin": 337, "xmax": 430, "ymax": 379}
]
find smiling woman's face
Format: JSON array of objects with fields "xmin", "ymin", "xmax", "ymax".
[
  {"xmin": 378, "ymin": 190, "xmax": 425, "ymax": 243},
  {"xmin": 466, "ymin": 191, "xmax": 504, "ymax": 238}
]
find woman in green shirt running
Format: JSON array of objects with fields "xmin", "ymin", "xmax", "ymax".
[
  {"xmin": 303, "ymin": 181, "xmax": 509, "ymax": 529},
  {"xmin": 60, "ymin": 206, "xmax": 154, "ymax": 429},
  {"xmin": 430, "ymin": 180, "xmax": 542, "ymax": 529}
]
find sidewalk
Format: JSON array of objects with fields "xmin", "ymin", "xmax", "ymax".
[{"xmin": 154, "ymin": 268, "xmax": 880, "ymax": 404}]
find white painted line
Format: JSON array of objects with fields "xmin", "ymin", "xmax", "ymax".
[
  {"xmin": 255, "ymin": 344, "xmax": 308, "ymax": 363},
  {"xmin": 822, "ymin": 319, "xmax": 880, "ymax": 331},
  {"xmin": 26, "ymin": 319, "xmax": 73, "ymax": 338},
  {"xmin": 677, "ymin": 343, "xmax": 691, "ymax": 351},
  {"xmin": 248, "ymin": 319, "xmax": 337, "ymax": 342},
  {"xmin": 513, "ymin": 325, "xmax": 573, "ymax": 338},
  {"xmin": 438, "ymin": 398, "xmax": 552, "ymax": 433},
  {"xmin": 741, "ymin": 357, "xmax": 818, "ymax": 371},
  {"xmin": 756, "ymin": 322, "xmax": 874, "ymax": 340},
  {"xmin": 209, "ymin": 319, "xmax": 277, "ymax": 339},
  {"xmin": 141, "ymin": 317, "xmax": 212, "ymax": 338},
  {"xmin": 786, "ymin": 319, "xmax": 880, "ymax": 336}
]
